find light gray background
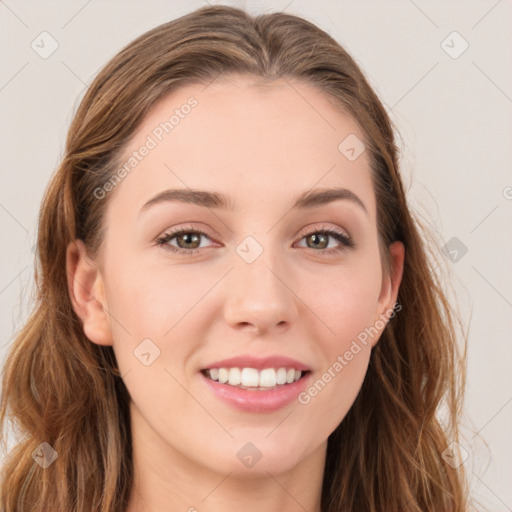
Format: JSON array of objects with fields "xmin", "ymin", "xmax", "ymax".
[{"xmin": 1, "ymin": 1, "xmax": 511, "ymax": 510}]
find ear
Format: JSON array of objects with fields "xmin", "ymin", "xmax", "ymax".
[
  {"xmin": 66, "ymin": 239, "xmax": 113, "ymax": 346},
  {"xmin": 371, "ymin": 240, "xmax": 405, "ymax": 348}
]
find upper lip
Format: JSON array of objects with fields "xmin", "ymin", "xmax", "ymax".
[{"xmin": 202, "ymin": 355, "xmax": 311, "ymax": 371}]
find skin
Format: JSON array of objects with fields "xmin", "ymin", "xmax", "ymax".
[{"xmin": 67, "ymin": 75, "xmax": 404, "ymax": 512}]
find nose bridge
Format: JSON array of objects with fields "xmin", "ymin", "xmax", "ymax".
[{"xmin": 223, "ymin": 233, "xmax": 297, "ymax": 333}]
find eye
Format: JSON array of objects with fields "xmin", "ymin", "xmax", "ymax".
[
  {"xmin": 295, "ymin": 225, "xmax": 355, "ymax": 255},
  {"xmin": 155, "ymin": 225, "xmax": 215, "ymax": 256},
  {"xmin": 155, "ymin": 224, "xmax": 355, "ymax": 256}
]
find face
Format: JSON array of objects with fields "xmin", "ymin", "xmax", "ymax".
[{"xmin": 68, "ymin": 75, "xmax": 404, "ymax": 478}]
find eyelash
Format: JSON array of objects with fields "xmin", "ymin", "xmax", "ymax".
[{"xmin": 155, "ymin": 224, "xmax": 355, "ymax": 257}]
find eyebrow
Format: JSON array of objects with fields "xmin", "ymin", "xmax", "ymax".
[{"xmin": 139, "ymin": 187, "xmax": 368, "ymax": 216}]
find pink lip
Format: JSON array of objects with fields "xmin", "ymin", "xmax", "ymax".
[
  {"xmin": 201, "ymin": 354, "xmax": 311, "ymax": 371},
  {"xmin": 201, "ymin": 371, "xmax": 312, "ymax": 413}
]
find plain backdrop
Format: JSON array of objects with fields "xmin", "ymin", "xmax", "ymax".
[{"xmin": 0, "ymin": 1, "xmax": 511, "ymax": 510}]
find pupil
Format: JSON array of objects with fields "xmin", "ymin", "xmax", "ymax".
[
  {"xmin": 181, "ymin": 233, "xmax": 199, "ymax": 248},
  {"xmin": 310, "ymin": 233, "xmax": 326, "ymax": 248}
]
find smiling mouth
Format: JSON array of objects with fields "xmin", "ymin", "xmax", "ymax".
[{"xmin": 201, "ymin": 367, "xmax": 310, "ymax": 391}]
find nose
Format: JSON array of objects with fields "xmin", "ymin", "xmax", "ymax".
[{"xmin": 222, "ymin": 250, "xmax": 298, "ymax": 335}]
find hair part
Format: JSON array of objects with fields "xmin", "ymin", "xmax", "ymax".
[{"xmin": 1, "ymin": 5, "xmax": 470, "ymax": 511}]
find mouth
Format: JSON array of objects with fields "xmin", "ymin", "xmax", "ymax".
[
  {"xmin": 201, "ymin": 367, "xmax": 311, "ymax": 391},
  {"xmin": 199, "ymin": 354, "xmax": 312, "ymax": 412}
]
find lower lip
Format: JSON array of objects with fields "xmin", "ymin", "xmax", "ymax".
[{"xmin": 201, "ymin": 372, "xmax": 312, "ymax": 413}]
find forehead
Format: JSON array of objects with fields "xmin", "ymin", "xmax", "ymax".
[{"xmin": 109, "ymin": 74, "xmax": 375, "ymax": 219}]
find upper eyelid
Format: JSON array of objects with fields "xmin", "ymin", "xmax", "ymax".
[
  {"xmin": 300, "ymin": 224, "xmax": 350, "ymax": 237},
  {"xmin": 158, "ymin": 223, "xmax": 352, "ymax": 243}
]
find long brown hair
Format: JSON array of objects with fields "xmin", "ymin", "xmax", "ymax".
[{"xmin": 0, "ymin": 5, "xmax": 471, "ymax": 511}]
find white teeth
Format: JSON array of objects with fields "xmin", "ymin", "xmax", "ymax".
[
  {"xmin": 259, "ymin": 368, "xmax": 276, "ymax": 387},
  {"xmin": 276, "ymin": 367, "xmax": 287, "ymax": 385},
  {"xmin": 218, "ymin": 368, "xmax": 229, "ymax": 384},
  {"xmin": 228, "ymin": 367, "xmax": 241, "ymax": 386},
  {"xmin": 205, "ymin": 367, "xmax": 304, "ymax": 389},
  {"xmin": 241, "ymin": 368, "xmax": 259, "ymax": 387}
]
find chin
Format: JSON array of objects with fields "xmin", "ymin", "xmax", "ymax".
[
  {"xmin": 219, "ymin": 457, "xmax": 301, "ymax": 479},
  {"xmin": 201, "ymin": 437, "xmax": 313, "ymax": 477}
]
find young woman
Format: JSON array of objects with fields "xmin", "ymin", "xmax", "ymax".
[{"xmin": 0, "ymin": 5, "xmax": 470, "ymax": 511}]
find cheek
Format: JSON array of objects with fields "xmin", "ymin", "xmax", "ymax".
[
  {"xmin": 297, "ymin": 262, "xmax": 381, "ymax": 415},
  {"xmin": 103, "ymin": 255, "xmax": 216, "ymax": 383},
  {"xmin": 298, "ymin": 287, "xmax": 375, "ymax": 432},
  {"xmin": 102, "ymin": 260, "xmax": 200, "ymax": 425},
  {"xmin": 104, "ymin": 251, "xmax": 212, "ymax": 335},
  {"xmin": 307, "ymin": 262, "xmax": 383, "ymax": 346},
  {"xmin": 306, "ymin": 347, "xmax": 371, "ymax": 439}
]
